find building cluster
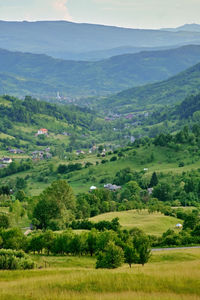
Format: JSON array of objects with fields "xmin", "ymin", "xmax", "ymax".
[
  {"xmin": 89, "ymin": 184, "xmax": 121, "ymax": 192},
  {"xmin": 31, "ymin": 148, "xmax": 52, "ymax": 160}
]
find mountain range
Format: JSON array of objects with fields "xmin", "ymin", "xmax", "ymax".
[
  {"xmin": 1, "ymin": 21, "xmax": 200, "ymax": 60},
  {"xmin": 1, "ymin": 45, "xmax": 200, "ymax": 98}
]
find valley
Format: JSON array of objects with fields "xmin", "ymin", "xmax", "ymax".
[{"xmin": 0, "ymin": 17, "xmax": 200, "ymax": 300}]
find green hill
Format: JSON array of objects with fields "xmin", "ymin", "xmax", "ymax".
[
  {"xmin": 0, "ymin": 95, "xmax": 114, "ymax": 154},
  {"xmin": 90, "ymin": 210, "xmax": 182, "ymax": 236},
  {"xmin": 103, "ymin": 62, "xmax": 200, "ymax": 113},
  {"xmin": 1, "ymin": 45, "xmax": 200, "ymax": 97}
]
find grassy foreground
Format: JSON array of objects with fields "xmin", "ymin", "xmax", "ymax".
[
  {"xmin": 90, "ymin": 210, "xmax": 182, "ymax": 236},
  {"xmin": 0, "ymin": 248, "xmax": 200, "ymax": 300}
]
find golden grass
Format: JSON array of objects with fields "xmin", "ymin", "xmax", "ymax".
[
  {"xmin": 90, "ymin": 210, "xmax": 182, "ymax": 236},
  {"xmin": 0, "ymin": 249, "xmax": 199, "ymax": 300}
]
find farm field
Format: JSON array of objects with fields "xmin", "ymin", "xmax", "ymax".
[
  {"xmin": 90, "ymin": 210, "xmax": 182, "ymax": 236},
  {"xmin": 0, "ymin": 248, "xmax": 199, "ymax": 300}
]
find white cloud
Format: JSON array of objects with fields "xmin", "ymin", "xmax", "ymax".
[{"xmin": 52, "ymin": 0, "xmax": 73, "ymax": 20}]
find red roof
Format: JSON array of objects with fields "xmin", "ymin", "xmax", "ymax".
[{"xmin": 39, "ymin": 128, "xmax": 48, "ymax": 132}]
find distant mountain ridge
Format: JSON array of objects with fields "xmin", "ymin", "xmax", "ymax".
[
  {"xmin": 1, "ymin": 45, "xmax": 200, "ymax": 98},
  {"xmin": 1, "ymin": 20, "xmax": 200, "ymax": 60},
  {"xmin": 162, "ymin": 24, "xmax": 200, "ymax": 32}
]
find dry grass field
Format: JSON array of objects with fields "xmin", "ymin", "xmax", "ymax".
[{"xmin": 0, "ymin": 248, "xmax": 199, "ymax": 300}]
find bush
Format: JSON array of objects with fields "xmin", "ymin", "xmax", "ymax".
[
  {"xmin": 0, "ymin": 213, "xmax": 10, "ymax": 229},
  {"xmin": 0, "ymin": 249, "xmax": 34, "ymax": 270},
  {"xmin": 96, "ymin": 242, "xmax": 124, "ymax": 269},
  {"xmin": 179, "ymin": 162, "xmax": 185, "ymax": 167},
  {"xmin": 110, "ymin": 156, "xmax": 117, "ymax": 162}
]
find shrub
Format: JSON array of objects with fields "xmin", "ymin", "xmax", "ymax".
[
  {"xmin": 0, "ymin": 213, "xmax": 10, "ymax": 229},
  {"xmin": 0, "ymin": 249, "xmax": 34, "ymax": 270},
  {"xmin": 96, "ymin": 242, "xmax": 124, "ymax": 269}
]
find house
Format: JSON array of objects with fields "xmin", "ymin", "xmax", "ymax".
[
  {"xmin": 89, "ymin": 145, "xmax": 97, "ymax": 153},
  {"xmin": 62, "ymin": 132, "xmax": 71, "ymax": 136},
  {"xmin": 89, "ymin": 186, "xmax": 97, "ymax": 192},
  {"xmin": 125, "ymin": 114, "xmax": 133, "ymax": 120},
  {"xmin": 144, "ymin": 168, "xmax": 148, "ymax": 172},
  {"xmin": 130, "ymin": 136, "xmax": 135, "ymax": 143},
  {"xmin": 101, "ymin": 149, "xmax": 106, "ymax": 157},
  {"xmin": 8, "ymin": 148, "xmax": 25, "ymax": 154},
  {"xmin": 31, "ymin": 151, "xmax": 44, "ymax": 159},
  {"xmin": 76, "ymin": 150, "xmax": 85, "ymax": 155},
  {"xmin": 175, "ymin": 223, "xmax": 183, "ymax": 229},
  {"xmin": 1, "ymin": 157, "xmax": 12, "ymax": 164},
  {"xmin": 147, "ymin": 188, "xmax": 154, "ymax": 195},
  {"xmin": 104, "ymin": 184, "xmax": 121, "ymax": 191},
  {"xmin": 0, "ymin": 164, "xmax": 6, "ymax": 169},
  {"xmin": 37, "ymin": 128, "xmax": 48, "ymax": 135},
  {"xmin": 45, "ymin": 153, "xmax": 52, "ymax": 159}
]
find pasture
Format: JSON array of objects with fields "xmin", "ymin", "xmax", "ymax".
[
  {"xmin": 0, "ymin": 248, "xmax": 199, "ymax": 300},
  {"xmin": 90, "ymin": 210, "xmax": 182, "ymax": 236}
]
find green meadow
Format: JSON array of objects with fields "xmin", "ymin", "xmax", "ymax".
[
  {"xmin": 90, "ymin": 210, "xmax": 182, "ymax": 236},
  {"xmin": 0, "ymin": 248, "xmax": 199, "ymax": 300}
]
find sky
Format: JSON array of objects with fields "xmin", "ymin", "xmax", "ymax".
[{"xmin": 0, "ymin": 0, "xmax": 200, "ymax": 29}]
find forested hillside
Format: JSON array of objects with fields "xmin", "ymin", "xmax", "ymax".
[
  {"xmin": 0, "ymin": 95, "xmax": 117, "ymax": 152},
  {"xmin": 103, "ymin": 61, "xmax": 200, "ymax": 112},
  {"xmin": 1, "ymin": 45, "xmax": 200, "ymax": 98}
]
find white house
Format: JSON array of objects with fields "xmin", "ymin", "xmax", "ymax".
[
  {"xmin": 90, "ymin": 186, "xmax": 97, "ymax": 192},
  {"xmin": 175, "ymin": 223, "xmax": 183, "ymax": 229},
  {"xmin": 1, "ymin": 157, "xmax": 12, "ymax": 164},
  {"xmin": 37, "ymin": 128, "xmax": 48, "ymax": 135}
]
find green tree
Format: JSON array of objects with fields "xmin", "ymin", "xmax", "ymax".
[
  {"xmin": 124, "ymin": 244, "xmax": 136, "ymax": 268},
  {"xmin": 96, "ymin": 241, "xmax": 124, "ymax": 269},
  {"xmin": 33, "ymin": 180, "xmax": 76, "ymax": 229},
  {"xmin": 133, "ymin": 235, "xmax": 151, "ymax": 266},
  {"xmin": 149, "ymin": 172, "xmax": 158, "ymax": 187},
  {"xmin": 16, "ymin": 177, "xmax": 27, "ymax": 190},
  {"xmin": 153, "ymin": 182, "xmax": 173, "ymax": 202},
  {"xmin": 0, "ymin": 214, "xmax": 10, "ymax": 229},
  {"xmin": 15, "ymin": 190, "xmax": 26, "ymax": 202},
  {"xmin": 87, "ymin": 229, "xmax": 98, "ymax": 256}
]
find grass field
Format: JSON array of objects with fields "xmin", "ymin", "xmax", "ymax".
[
  {"xmin": 0, "ymin": 248, "xmax": 199, "ymax": 300},
  {"xmin": 90, "ymin": 210, "xmax": 182, "ymax": 236}
]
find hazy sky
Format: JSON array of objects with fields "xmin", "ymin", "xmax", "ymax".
[{"xmin": 0, "ymin": 0, "xmax": 200, "ymax": 29}]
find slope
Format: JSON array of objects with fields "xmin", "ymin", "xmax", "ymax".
[
  {"xmin": 103, "ymin": 62, "xmax": 200, "ymax": 112},
  {"xmin": 1, "ymin": 45, "xmax": 200, "ymax": 97},
  {"xmin": 90, "ymin": 210, "xmax": 181, "ymax": 236}
]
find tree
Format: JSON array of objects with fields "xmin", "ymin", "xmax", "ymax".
[
  {"xmin": 87, "ymin": 229, "xmax": 98, "ymax": 256},
  {"xmin": 153, "ymin": 182, "xmax": 173, "ymax": 202},
  {"xmin": 42, "ymin": 230, "xmax": 55, "ymax": 255},
  {"xmin": 0, "ymin": 214, "xmax": 10, "ymax": 229},
  {"xmin": 124, "ymin": 244, "xmax": 136, "ymax": 268},
  {"xmin": 132, "ymin": 235, "xmax": 151, "ymax": 266},
  {"xmin": 96, "ymin": 241, "xmax": 124, "ymax": 269},
  {"xmin": 10, "ymin": 200, "xmax": 24, "ymax": 223},
  {"xmin": 16, "ymin": 177, "xmax": 27, "ymax": 190},
  {"xmin": 28, "ymin": 233, "xmax": 43, "ymax": 254},
  {"xmin": 15, "ymin": 190, "xmax": 26, "ymax": 202},
  {"xmin": 149, "ymin": 172, "xmax": 158, "ymax": 187},
  {"xmin": 1, "ymin": 228, "xmax": 26, "ymax": 250},
  {"xmin": 33, "ymin": 180, "xmax": 76, "ymax": 229},
  {"xmin": 121, "ymin": 181, "xmax": 141, "ymax": 201}
]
